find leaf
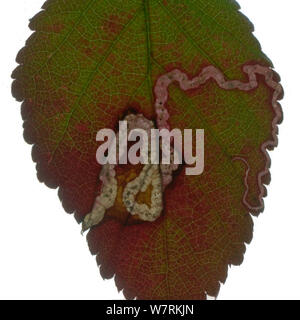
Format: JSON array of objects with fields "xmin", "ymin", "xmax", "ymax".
[{"xmin": 12, "ymin": 0, "xmax": 283, "ymax": 299}]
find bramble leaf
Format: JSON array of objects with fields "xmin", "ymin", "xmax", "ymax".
[{"xmin": 12, "ymin": 0, "xmax": 283, "ymax": 299}]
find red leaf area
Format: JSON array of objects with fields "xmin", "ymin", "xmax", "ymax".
[{"xmin": 13, "ymin": 62, "xmax": 282, "ymax": 299}]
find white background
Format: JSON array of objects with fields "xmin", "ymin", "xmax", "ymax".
[{"xmin": 0, "ymin": 0, "xmax": 299, "ymax": 300}]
